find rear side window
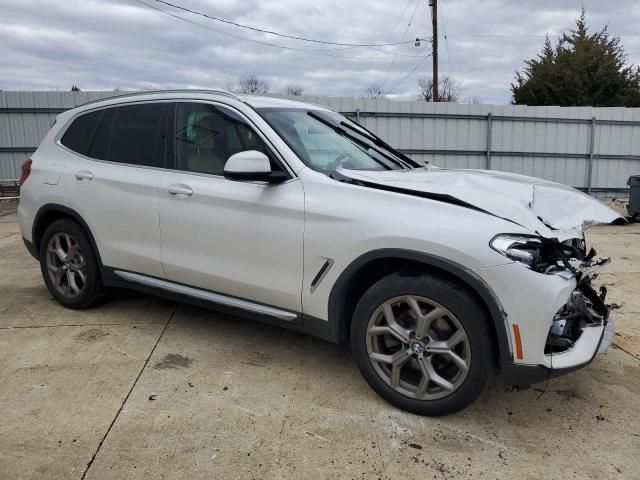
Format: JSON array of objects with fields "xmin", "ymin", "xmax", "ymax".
[
  {"xmin": 110, "ymin": 103, "xmax": 166, "ymax": 167},
  {"xmin": 60, "ymin": 103, "xmax": 166, "ymax": 167},
  {"xmin": 86, "ymin": 108, "xmax": 115, "ymax": 161},
  {"xmin": 60, "ymin": 110, "xmax": 105, "ymax": 156}
]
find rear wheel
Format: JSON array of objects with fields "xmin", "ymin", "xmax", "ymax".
[
  {"xmin": 39, "ymin": 219, "xmax": 104, "ymax": 309},
  {"xmin": 351, "ymin": 272, "xmax": 492, "ymax": 416}
]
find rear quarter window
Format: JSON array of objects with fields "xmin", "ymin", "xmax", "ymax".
[
  {"xmin": 59, "ymin": 103, "xmax": 166, "ymax": 167},
  {"xmin": 60, "ymin": 110, "xmax": 105, "ymax": 156}
]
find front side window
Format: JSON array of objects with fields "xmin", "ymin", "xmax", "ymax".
[{"xmin": 174, "ymin": 102, "xmax": 271, "ymax": 176}]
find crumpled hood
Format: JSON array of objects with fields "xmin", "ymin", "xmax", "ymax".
[{"xmin": 340, "ymin": 166, "xmax": 624, "ymax": 240}]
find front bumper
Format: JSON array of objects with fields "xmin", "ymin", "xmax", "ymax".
[
  {"xmin": 475, "ymin": 255, "xmax": 615, "ymax": 386},
  {"xmin": 502, "ymin": 317, "xmax": 614, "ymax": 386}
]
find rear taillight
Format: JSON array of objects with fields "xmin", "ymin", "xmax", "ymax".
[{"xmin": 19, "ymin": 159, "xmax": 32, "ymax": 186}]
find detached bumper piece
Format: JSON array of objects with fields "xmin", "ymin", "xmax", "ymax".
[{"xmin": 503, "ymin": 280, "xmax": 613, "ymax": 387}]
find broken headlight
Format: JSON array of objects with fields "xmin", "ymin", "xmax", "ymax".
[
  {"xmin": 490, "ymin": 233, "xmax": 603, "ymax": 278},
  {"xmin": 490, "ymin": 234, "xmax": 544, "ymax": 269}
]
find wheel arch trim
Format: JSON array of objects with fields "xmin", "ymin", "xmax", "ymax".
[
  {"xmin": 32, "ymin": 204, "xmax": 104, "ymax": 274},
  {"xmin": 328, "ymin": 248, "xmax": 513, "ymax": 364}
]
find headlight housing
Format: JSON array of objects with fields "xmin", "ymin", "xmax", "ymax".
[
  {"xmin": 490, "ymin": 234, "xmax": 544, "ymax": 269},
  {"xmin": 490, "ymin": 234, "xmax": 595, "ymax": 277}
]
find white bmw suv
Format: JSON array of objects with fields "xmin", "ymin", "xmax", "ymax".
[{"xmin": 18, "ymin": 90, "xmax": 620, "ymax": 415}]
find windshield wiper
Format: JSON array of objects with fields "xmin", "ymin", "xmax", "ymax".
[
  {"xmin": 307, "ymin": 111, "xmax": 407, "ymax": 170},
  {"xmin": 338, "ymin": 120, "xmax": 420, "ymax": 167}
]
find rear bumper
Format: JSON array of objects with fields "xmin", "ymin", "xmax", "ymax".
[{"xmin": 501, "ymin": 317, "xmax": 614, "ymax": 386}]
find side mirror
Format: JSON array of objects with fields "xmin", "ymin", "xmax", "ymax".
[{"xmin": 223, "ymin": 150, "xmax": 288, "ymax": 183}]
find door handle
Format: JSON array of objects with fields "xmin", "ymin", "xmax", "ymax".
[
  {"xmin": 75, "ymin": 170, "xmax": 94, "ymax": 181},
  {"xmin": 167, "ymin": 183, "xmax": 193, "ymax": 196}
]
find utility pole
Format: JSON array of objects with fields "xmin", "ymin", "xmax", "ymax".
[{"xmin": 429, "ymin": 0, "xmax": 438, "ymax": 102}]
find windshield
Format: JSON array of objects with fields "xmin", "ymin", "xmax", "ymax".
[{"xmin": 257, "ymin": 108, "xmax": 419, "ymax": 173}]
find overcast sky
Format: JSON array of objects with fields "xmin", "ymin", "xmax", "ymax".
[{"xmin": 1, "ymin": 0, "xmax": 639, "ymax": 104}]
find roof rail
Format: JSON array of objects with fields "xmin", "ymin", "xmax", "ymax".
[{"xmin": 76, "ymin": 88, "xmax": 244, "ymax": 109}]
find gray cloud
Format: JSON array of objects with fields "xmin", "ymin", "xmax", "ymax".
[{"xmin": 0, "ymin": 0, "xmax": 639, "ymax": 103}]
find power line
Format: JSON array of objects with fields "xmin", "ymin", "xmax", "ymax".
[
  {"xmin": 386, "ymin": 53, "xmax": 432, "ymax": 92},
  {"xmin": 365, "ymin": 45, "xmax": 426, "ymax": 58},
  {"xmin": 380, "ymin": 0, "xmax": 422, "ymax": 93},
  {"xmin": 439, "ymin": 0, "xmax": 452, "ymax": 77},
  {"xmin": 148, "ymin": 0, "xmax": 424, "ymax": 48},
  {"xmin": 364, "ymin": 0, "xmax": 414, "ymax": 72},
  {"xmin": 438, "ymin": 34, "xmax": 553, "ymax": 38},
  {"xmin": 430, "ymin": 0, "xmax": 438, "ymax": 101},
  {"xmin": 433, "ymin": 32, "xmax": 640, "ymax": 38},
  {"xmin": 135, "ymin": 0, "xmax": 426, "ymax": 60}
]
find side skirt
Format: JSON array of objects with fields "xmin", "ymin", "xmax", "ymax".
[{"xmin": 102, "ymin": 267, "xmax": 338, "ymax": 343}]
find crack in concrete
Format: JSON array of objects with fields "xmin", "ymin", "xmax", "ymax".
[
  {"xmin": 0, "ymin": 322, "xmax": 169, "ymax": 330},
  {"xmin": 79, "ymin": 305, "xmax": 177, "ymax": 480},
  {"xmin": 612, "ymin": 343, "xmax": 640, "ymax": 363}
]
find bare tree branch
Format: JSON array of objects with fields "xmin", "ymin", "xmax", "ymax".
[
  {"xmin": 237, "ymin": 74, "xmax": 270, "ymax": 94},
  {"xmin": 361, "ymin": 84, "xmax": 385, "ymax": 99},
  {"xmin": 284, "ymin": 84, "xmax": 304, "ymax": 96},
  {"xmin": 417, "ymin": 76, "xmax": 460, "ymax": 102}
]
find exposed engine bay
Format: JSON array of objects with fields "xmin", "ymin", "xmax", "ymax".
[
  {"xmin": 541, "ymin": 238, "xmax": 612, "ymax": 355},
  {"xmin": 491, "ymin": 232, "xmax": 614, "ymax": 356},
  {"xmin": 546, "ymin": 282, "xmax": 609, "ymax": 354}
]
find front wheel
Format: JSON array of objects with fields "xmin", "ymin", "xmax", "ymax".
[{"xmin": 351, "ymin": 272, "xmax": 493, "ymax": 416}]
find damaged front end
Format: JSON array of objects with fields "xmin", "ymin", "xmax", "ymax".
[
  {"xmin": 492, "ymin": 232, "xmax": 615, "ymax": 380},
  {"xmin": 489, "ymin": 233, "xmax": 608, "ymax": 281},
  {"xmin": 335, "ymin": 165, "xmax": 622, "ymax": 385},
  {"xmin": 548, "ymin": 282, "xmax": 614, "ymax": 356}
]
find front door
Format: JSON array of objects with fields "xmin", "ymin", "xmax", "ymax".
[{"xmin": 158, "ymin": 101, "xmax": 304, "ymax": 312}]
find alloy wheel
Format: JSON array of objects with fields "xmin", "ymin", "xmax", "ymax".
[
  {"xmin": 45, "ymin": 232, "xmax": 87, "ymax": 298},
  {"xmin": 365, "ymin": 295, "xmax": 470, "ymax": 400}
]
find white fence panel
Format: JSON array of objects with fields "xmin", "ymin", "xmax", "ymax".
[{"xmin": 1, "ymin": 91, "xmax": 639, "ymax": 196}]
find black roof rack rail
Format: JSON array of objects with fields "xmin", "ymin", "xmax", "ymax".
[{"xmin": 75, "ymin": 89, "xmax": 244, "ymax": 109}]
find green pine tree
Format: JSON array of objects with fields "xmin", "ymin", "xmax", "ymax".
[{"xmin": 512, "ymin": 8, "xmax": 640, "ymax": 106}]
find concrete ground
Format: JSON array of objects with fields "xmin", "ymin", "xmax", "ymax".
[{"xmin": 1, "ymin": 199, "xmax": 639, "ymax": 480}]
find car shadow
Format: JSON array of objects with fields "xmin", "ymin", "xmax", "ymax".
[{"xmin": 99, "ymin": 289, "xmax": 622, "ymax": 425}]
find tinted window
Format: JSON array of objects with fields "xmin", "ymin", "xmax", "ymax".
[
  {"xmin": 110, "ymin": 103, "xmax": 165, "ymax": 167},
  {"xmin": 60, "ymin": 110, "xmax": 105, "ymax": 156},
  {"xmin": 86, "ymin": 108, "xmax": 115, "ymax": 161},
  {"xmin": 174, "ymin": 102, "xmax": 271, "ymax": 176}
]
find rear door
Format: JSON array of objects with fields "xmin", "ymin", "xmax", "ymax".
[
  {"xmin": 62, "ymin": 102, "xmax": 169, "ymax": 278},
  {"xmin": 158, "ymin": 101, "xmax": 305, "ymax": 312}
]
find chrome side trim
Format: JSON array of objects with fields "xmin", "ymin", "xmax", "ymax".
[{"xmin": 113, "ymin": 270, "xmax": 298, "ymax": 322}]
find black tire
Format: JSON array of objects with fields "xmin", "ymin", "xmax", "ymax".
[
  {"xmin": 350, "ymin": 271, "xmax": 493, "ymax": 416},
  {"xmin": 39, "ymin": 218, "xmax": 104, "ymax": 309}
]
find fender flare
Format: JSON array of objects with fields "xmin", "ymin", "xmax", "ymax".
[
  {"xmin": 32, "ymin": 204, "xmax": 105, "ymax": 274},
  {"xmin": 328, "ymin": 248, "xmax": 513, "ymax": 364}
]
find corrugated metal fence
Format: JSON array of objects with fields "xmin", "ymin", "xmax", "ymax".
[{"xmin": 2, "ymin": 91, "xmax": 640, "ymax": 197}]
